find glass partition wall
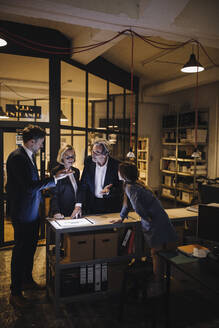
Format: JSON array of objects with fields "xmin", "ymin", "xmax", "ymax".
[
  {"xmin": 0, "ymin": 54, "xmax": 138, "ymax": 246},
  {"xmin": 60, "ymin": 61, "xmax": 137, "ymax": 169}
]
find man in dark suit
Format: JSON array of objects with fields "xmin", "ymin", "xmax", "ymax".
[
  {"xmin": 6, "ymin": 124, "xmax": 69, "ymax": 308},
  {"xmin": 73, "ymin": 139, "xmax": 123, "ymax": 216}
]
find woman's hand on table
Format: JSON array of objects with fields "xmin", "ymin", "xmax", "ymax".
[
  {"xmin": 71, "ymin": 206, "xmax": 82, "ymax": 219},
  {"xmin": 109, "ymin": 217, "xmax": 123, "ymax": 224},
  {"xmin": 53, "ymin": 213, "xmax": 64, "ymax": 219}
]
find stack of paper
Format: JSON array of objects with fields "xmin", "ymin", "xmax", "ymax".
[{"xmin": 55, "ymin": 218, "xmax": 93, "ymax": 227}]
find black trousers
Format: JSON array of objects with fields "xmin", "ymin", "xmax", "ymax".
[{"xmin": 11, "ymin": 219, "xmax": 40, "ymax": 296}]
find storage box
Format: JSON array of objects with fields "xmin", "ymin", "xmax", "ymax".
[
  {"xmin": 64, "ymin": 233, "xmax": 94, "ymax": 262},
  {"xmin": 186, "ymin": 129, "xmax": 207, "ymax": 143},
  {"xmin": 94, "ymin": 231, "xmax": 118, "ymax": 259},
  {"xmin": 181, "ymin": 192, "xmax": 193, "ymax": 203},
  {"xmin": 164, "ymin": 175, "xmax": 172, "ymax": 186},
  {"xmin": 162, "ymin": 188, "xmax": 171, "ymax": 196}
]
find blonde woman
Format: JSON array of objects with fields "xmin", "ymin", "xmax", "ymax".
[{"xmin": 49, "ymin": 145, "xmax": 81, "ymax": 219}]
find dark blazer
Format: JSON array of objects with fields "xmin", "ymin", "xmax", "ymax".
[
  {"xmin": 6, "ymin": 146, "xmax": 56, "ymax": 223},
  {"xmin": 78, "ymin": 156, "xmax": 123, "ymax": 213},
  {"xmin": 49, "ymin": 164, "xmax": 80, "ymax": 217}
]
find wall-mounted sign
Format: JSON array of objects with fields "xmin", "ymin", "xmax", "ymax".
[
  {"xmin": 6, "ymin": 104, "xmax": 41, "ymax": 118},
  {"xmin": 16, "ymin": 133, "xmax": 23, "ymax": 145}
]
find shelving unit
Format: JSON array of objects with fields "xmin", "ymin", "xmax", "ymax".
[
  {"xmin": 137, "ymin": 137, "xmax": 149, "ymax": 185},
  {"xmin": 160, "ymin": 109, "xmax": 208, "ymax": 205},
  {"xmin": 46, "ymin": 214, "xmax": 142, "ymax": 311}
]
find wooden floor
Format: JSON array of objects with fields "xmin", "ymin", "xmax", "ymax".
[{"xmin": 0, "ymin": 246, "xmax": 219, "ymax": 328}]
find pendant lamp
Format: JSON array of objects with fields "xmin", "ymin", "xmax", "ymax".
[
  {"xmin": 60, "ymin": 110, "xmax": 68, "ymax": 122},
  {"xmin": 126, "ymin": 147, "xmax": 135, "ymax": 159},
  {"xmin": 181, "ymin": 53, "xmax": 204, "ymax": 73},
  {"xmin": 0, "ymin": 38, "xmax": 7, "ymax": 47}
]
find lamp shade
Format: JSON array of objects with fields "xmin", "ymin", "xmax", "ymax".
[
  {"xmin": 126, "ymin": 147, "xmax": 135, "ymax": 159},
  {"xmin": 60, "ymin": 110, "xmax": 68, "ymax": 122},
  {"xmin": 191, "ymin": 148, "xmax": 201, "ymax": 159},
  {"xmin": 181, "ymin": 53, "xmax": 204, "ymax": 73},
  {"xmin": 0, "ymin": 106, "xmax": 9, "ymax": 119},
  {"xmin": 0, "ymin": 38, "xmax": 7, "ymax": 47}
]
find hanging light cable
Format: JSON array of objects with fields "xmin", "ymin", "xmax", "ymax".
[
  {"xmin": 126, "ymin": 31, "xmax": 135, "ymax": 160},
  {"xmin": 192, "ymin": 44, "xmax": 201, "ymax": 159}
]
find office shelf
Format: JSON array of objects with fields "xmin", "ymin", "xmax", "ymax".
[
  {"xmin": 160, "ymin": 109, "xmax": 208, "ymax": 205},
  {"xmin": 137, "ymin": 137, "xmax": 149, "ymax": 185}
]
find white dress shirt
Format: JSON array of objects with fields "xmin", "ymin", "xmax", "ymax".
[
  {"xmin": 22, "ymin": 145, "xmax": 35, "ymax": 166},
  {"xmin": 94, "ymin": 159, "xmax": 108, "ymax": 198},
  {"xmin": 68, "ymin": 172, "xmax": 78, "ymax": 195}
]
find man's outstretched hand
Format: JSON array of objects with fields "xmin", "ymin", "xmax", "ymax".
[
  {"xmin": 100, "ymin": 184, "xmax": 113, "ymax": 195},
  {"xmin": 54, "ymin": 168, "xmax": 72, "ymax": 181}
]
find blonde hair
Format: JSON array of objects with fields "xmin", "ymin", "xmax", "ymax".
[{"xmin": 57, "ymin": 145, "xmax": 76, "ymax": 164}]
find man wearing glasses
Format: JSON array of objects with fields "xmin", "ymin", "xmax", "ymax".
[{"xmin": 73, "ymin": 138, "xmax": 123, "ymax": 216}]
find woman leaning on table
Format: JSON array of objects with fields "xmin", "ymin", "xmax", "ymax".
[
  {"xmin": 49, "ymin": 145, "xmax": 81, "ymax": 219},
  {"xmin": 118, "ymin": 161, "xmax": 178, "ymax": 297}
]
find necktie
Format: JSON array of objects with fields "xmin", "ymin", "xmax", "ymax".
[{"xmin": 32, "ymin": 154, "xmax": 37, "ymax": 166}]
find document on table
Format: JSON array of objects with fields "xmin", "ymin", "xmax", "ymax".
[
  {"xmin": 186, "ymin": 204, "xmax": 199, "ymax": 213},
  {"xmin": 206, "ymin": 203, "xmax": 219, "ymax": 207},
  {"xmin": 55, "ymin": 218, "xmax": 94, "ymax": 227}
]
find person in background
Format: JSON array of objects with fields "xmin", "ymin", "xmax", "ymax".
[
  {"xmin": 118, "ymin": 161, "xmax": 177, "ymax": 297},
  {"xmin": 49, "ymin": 145, "xmax": 80, "ymax": 219},
  {"xmin": 6, "ymin": 124, "xmax": 70, "ymax": 309},
  {"xmin": 74, "ymin": 138, "xmax": 123, "ymax": 216}
]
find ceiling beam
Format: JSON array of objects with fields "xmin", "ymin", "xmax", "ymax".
[
  {"xmin": 71, "ymin": 29, "xmax": 125, "ymax": 64},
  {"xmin": 142, "ymin": 66, "xmax": 219, "ymax": 97}
]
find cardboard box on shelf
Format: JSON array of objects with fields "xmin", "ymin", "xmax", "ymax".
[
  {"xmin": 162, "ymin": 188, "xmax": 171, "ymax": 196},
  {"xmin": 164, "ymin": 175, "xmax": 172, "ymax": 186},
  {"xmin": 94, "ymin": 231, "xmax": 118, "ymax": 259},
  {"xmin": 181, "ymin": 192, "xmax": 193, "ymax": 203},
  {"xmin": 186, "ymin": 129, "xmax": 207, "ymax": 143},
  {"xmin": 63, "ymin": 233, "xmax": 94, "ymax": 262}
]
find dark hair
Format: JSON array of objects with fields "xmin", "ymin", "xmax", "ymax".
[
  {"xmin": 119, "ymin": 161, "xmax": 139, "ymax": 182},
  {"xmin": 22, "ymin": 124, "xmax": 46, "ymax": 143},
  {"xmin": 119, "ymin": 161, "xmax": 153, "ymax": 195}
]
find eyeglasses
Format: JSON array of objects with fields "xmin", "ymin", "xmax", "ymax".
[
  {"xmin": 92, "ymin": 150, "xmax": 106, "ymax": 157},
  {"xmin": 64, "ymin": 156, "xmax": 75, "ymax": 160}
]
